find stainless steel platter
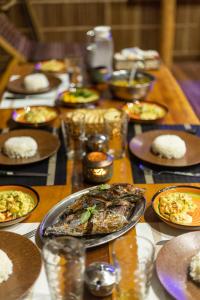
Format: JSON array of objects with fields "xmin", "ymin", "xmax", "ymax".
[{"xmin": 39, "ymin": 185, "xmax": 146, "ymax": 248}]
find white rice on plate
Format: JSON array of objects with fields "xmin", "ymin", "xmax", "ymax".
[
  {"xmin": 3, "ymin": 136, "xmax": 38, "ymax": 159},
  {"xmin": 23, "ymin": 73, "xmax": 49, "ymax": 91},
  {"xmin": 0, "ymin": 249, "xmax": 13, "ymax": 283},
  {"xmin": 189, "ymin": 250, "xmax": 200, "ymax": 283},
  {"xmin": 151, "ymin": 134, "xmax": 186, "ymax": 159}
]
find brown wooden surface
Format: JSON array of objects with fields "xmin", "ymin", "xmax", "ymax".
[{"xmin": 0, "ymin": 62, "xmax": 199, "ymax": 300}]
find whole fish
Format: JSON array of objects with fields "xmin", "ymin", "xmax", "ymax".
[{"xmin": 43, "ymin": 184, "xmax": 145, "ymax": 237}]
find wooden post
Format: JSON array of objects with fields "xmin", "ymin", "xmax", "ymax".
[{"xmin": 160, "ymin": 0, "xmax": 176, "ymax": 68}]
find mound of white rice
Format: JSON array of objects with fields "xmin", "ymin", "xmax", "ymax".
[
  {"xmin": 190, "ymin": 250, "xmax": 200, "ymax": 283},
  {"xmin": 0, "ymin": 249, "xmax": 13, "ymax": 283},
  {"xmin": 24, "ymin": 73, "xmax": 49, "ymax": 91},
  {"xmin": 3, "ymin": 136, "xmax": 38, "ymax": 159},
  {"xmin": 151, "ymin": 134, "xmax": 186, "ymax": 159}
]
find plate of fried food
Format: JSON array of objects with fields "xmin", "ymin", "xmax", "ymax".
[
  {"xmin": 152, "ymin": 185, "xmax": 200, "ymax": 230},
  {"xmin": 39, "ymin": 183, "xmax": 146, "ymax": 248},
  {"xmin": 58, "ymin": 87, "xmax": 100, "ymax": 107},
  {"xmin": 12, "ymin": 106, "xmax": 59, "ymax": 127},
  {"xmin": 35, "ymin": 59, "xmax": 67, "ymax": 73},
  {"xmin": 0, "ymin": 185, "xmax": 39, "ymax": 227},
  {"xmin": 122, "ymin": 101, "xmax": 168, "ymax": 123}
]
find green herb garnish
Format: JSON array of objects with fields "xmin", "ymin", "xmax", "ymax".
[
  {"xmin": 99, "ymin": 184, "xmax": 111, "ymax": 190},
  {"xmin": 80, "ymin": 204, "xmax": 97, "ymax": 224}
]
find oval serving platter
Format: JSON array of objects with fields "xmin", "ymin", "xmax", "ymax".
[{"xmin": 39, "ymin": 184, "xmax": 146, "ymax": 248}]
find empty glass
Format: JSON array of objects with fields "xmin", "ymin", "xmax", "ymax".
[
  {"xmin": 62, "ymin": 112, "xmax": 86, "ymax": 159},
  {"xmin": 104, "ymin": 110, "xmax": 128, "ymax": 159},
  {"xmin": 42, "ymin": 237, "xmax": 85, "ymax": 300},
  {"xmin": 111, "ymin": 235, "xmax": 155, "ymax": 300}
]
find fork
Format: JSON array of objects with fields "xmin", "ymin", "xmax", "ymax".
[
  {"xmin": 139, "ymin": 164, "xmax": 200, "ymax": 177},
  {"xmin": 23, "ymin": 228, "xmax": 37, "ymax": 239}
]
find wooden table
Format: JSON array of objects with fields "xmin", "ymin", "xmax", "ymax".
[{"xmin": 0, "ymin": 62, "xmax": 199, "ymax": 300}]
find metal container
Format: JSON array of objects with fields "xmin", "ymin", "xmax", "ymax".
[
  {"xmin": 83, "ymin": 152, "xmax": 113, "ymax": 183},
  {"xmin": 85, "ymin": 262, "xmax": 117, "ymax": 297},
  {"xmin": 108, "ymin": 70, "xmax": 155, "ymax": 101},
  {"xmin": 86, "ymin": 134, "xmax": 108, "ymax": 153}
]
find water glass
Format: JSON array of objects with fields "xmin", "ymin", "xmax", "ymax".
[
  {"xmin": 111, "ymin": 235, "xmax": 155, "ymax": 300},
  {"xmin": 104, "ymin": 110, "xmax": 128, "ymax": 159},
  {"xmin": 63, "ymin": 112, "xmax": 85, "ymax": 159},
  {"xmin": 42, "ymin": 237, "xmax": 85, "ymax": 300}
]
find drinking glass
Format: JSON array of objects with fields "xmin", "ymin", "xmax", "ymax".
[
  {"xmin": 104, "ymin": 110, "xmax": 128, "ymax": 159},
  {"xmin": 42, "ymin": 237, "xmax": 85, "ymax": 300},
  {"xmin": 111, "ymin": 235, "xmax": 155, "ymax": 300},
  {"xmin": 63, "ymin": 112, "xmax": 86, "ymax": 159}
]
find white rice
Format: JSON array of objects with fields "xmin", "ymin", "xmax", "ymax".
[
  {"xmin": 190, "ymin": 250, "xmax": 200, "ymax": 283},
  {"xmin": 151, "ymin": 134, "xmax": 186, "ymax": 159},
  {"xmin": 3, "ymin": 136, "xmax": 38, "ymax": 159},
  {"xmin": 0, "ymin": 249, "xmax": 13, "ymax": 283},
  {"xmin": 24, "ymin": 73, "xmax": 49, "ymax": 91}
]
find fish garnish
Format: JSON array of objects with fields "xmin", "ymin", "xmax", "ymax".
[{"xmin": 43, "ymin": 184, "xmax": 145, "ymax": 237}]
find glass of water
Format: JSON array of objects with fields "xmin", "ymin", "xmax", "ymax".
[
  {"xmin": 111, "ymin": 235, "xmax": 155, "ymax": 300},
  {"xmin": 42, "ymin": 237, "xmax": 85, "ymax": 300}
]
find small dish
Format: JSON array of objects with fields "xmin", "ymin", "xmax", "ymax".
[
  {"xmin": 122, "ymin": 101, "xmax": 168, "ymax": 123},
  {"xmin": 156, "ymin": 231, "xmax": 200, "ymax": 300},
  {"xmin": 0, "ymin": 129, "xmax": 60, "ymax": 166},
  {"xmin": 12, "ymin": 106, "xmax": 59, "ymax": 127},
  {"xmin": 58, "ymin": 87, "xmax": 100, "ymax": 108},
  {"xmin": 0, "ymin": 185, "xmax": 39, "ymax": 227},
  {"xmin": 0, "ymin": 231, "xmax": 41, "ymax": 300},
  {"xmin": 129, "ymin": 129, "xmax": 200, "ymax": 167},
  {"xmin": 7, "ymin": 74, "xmax": 61, "ymax": 95},
  {"xmin": 152, "ymin": 185, "xmax": 200, "ymax": 230}
]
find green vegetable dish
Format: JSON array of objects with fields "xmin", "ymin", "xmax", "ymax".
[{"xmin": 0, "ymin": 191, "xmax": 35, "ymax": 222}]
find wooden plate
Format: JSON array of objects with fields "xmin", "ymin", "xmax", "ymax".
[
  {"xmin": 12, "ymin": 106, "xmax": 59, "ymax": 127},
  {"xmin": 152, "ymin": 185, "xmax": 200, "ymax": 230},
  {"xmin": 0, "ymin": 185, "xmax": 39, "ymax": 227},
  {"xmin": 0, "ymin": 129, "xmax": 60, "ymax": 165},
  {"xmin": 58, "ymin": 88, "xmax": 100, "ymax": 108},
  {"xmin": 122, "ymin": 101, "xmax": 168, "ymax": 123},
  {"xmin": 0, "ymin": 231, "xmax": 41, "ymax": 300},
  {"xmin": 156, "ymin": 231, "xmax": 200, "ymax": 300},
  {"xmin": 129, "ymin": 129, "xmax": 200, "ymax": 167},
  {"xmin": 7, "ymin": 74, "xmax": 61, "ymax": 95}
]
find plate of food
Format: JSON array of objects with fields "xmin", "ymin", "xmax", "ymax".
[
  {"xmin": 156, "ymin": 231, "xmax": 200, "ymax": 300},
  {"xmin": 152, "ymin": 185, "xmax": 200, "ymax": 230},
  {"xmin": 7, "ymin": 73, "xmax": 61, "ymax": 95},
  {"xmin": 122, "ymin": 101, "xmax": 168, "ymax": 123},
  {"xmin": 0, "ymin": 231, "xmax": 41, "ymax": 300},
  {"xmin": 12, "ymin": 106, "xmax": 59, "ymax": 127},
  {"xmin": 39, "ymin": 183, "xmax": 146, "ymax": 248},
  {"xmin": 58, "ymin": 87, "xmax": 99, "ymax": 107},
  {"xmin": 129, "ymin": 129, "xmax": 200, "ymax": 167},
  {"xmin": 0, "ymin": 185, "xmax": 39, "ymax": 227},
  {"xmin": 0, "ymin": 129, "xmax": 60, "ymax": 165},
  {"xmin": 35, "ymin": 59, "xmax": 67, "ymax": 73}
]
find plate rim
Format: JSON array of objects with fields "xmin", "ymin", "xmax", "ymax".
[
  {"xmin": 129, "ymin": 129, "xmax": 200, "ymax": 167},
  {"xmin": 0, "ymin": 184, "xmax": 40, "ymax": 227},
  {"xmin": 152, "ymin": 184, "xmax": 200, "ymax": 230},
  {"xmin": 39, "ymin": 183, "xmax": 146, "ymax": 248}
]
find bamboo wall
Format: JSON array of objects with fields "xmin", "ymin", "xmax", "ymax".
[{"xmin": 0, "ymin": 0, "xmax": 200, "ymax": 65}]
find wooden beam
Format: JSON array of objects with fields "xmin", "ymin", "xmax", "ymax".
[
  {"xmin": 160, "ymin": 0, "xmax": 176, "ymax": 68},
  {"xmin": 24, "ymin": 0, "xmax": 44, "ymax": 41},
  {"xmin": 0, "ymin": 57, "xmax": 19, "ymax": 97},
  {"xmin": 0, "ymin": 36, "xmax": 26, "ymax": 63}
]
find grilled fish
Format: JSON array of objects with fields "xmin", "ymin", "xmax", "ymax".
[{"xmin": 43, "ymin": 184, "xmax": 145, "ymax": 237}]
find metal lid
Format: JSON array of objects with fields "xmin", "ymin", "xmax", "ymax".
[{"xmin": 84, "ymin": 152, "xmax": 113, "ymax": 168}]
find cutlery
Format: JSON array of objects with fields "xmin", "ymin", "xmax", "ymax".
[
  {"xmin": 0, "ymin": 170, "xmax": 49, "ymax": 177},
  {"xmin": 61, "ymin": 120, "xmax": 68, "ymax": 156},
  {"xmin": 23, "ymin": 228, "xmax": 37, "ymax": 239},
  {"xmin": 139, "ymin": 164, "xmax": 200, "ymax": 177}
]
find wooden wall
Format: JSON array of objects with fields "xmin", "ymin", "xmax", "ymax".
[{"xmin": 0, "ymin": 0, "xmax": 200, "ymax": 65}]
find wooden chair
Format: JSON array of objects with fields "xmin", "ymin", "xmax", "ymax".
[{"xmin": 0, "ymin": 13, "xmax": 84, "ymax": 63}]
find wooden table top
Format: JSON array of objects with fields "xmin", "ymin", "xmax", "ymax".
[{"xmin": 0, "ymin": 62, "xmax": 199, "ymax": 300}]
